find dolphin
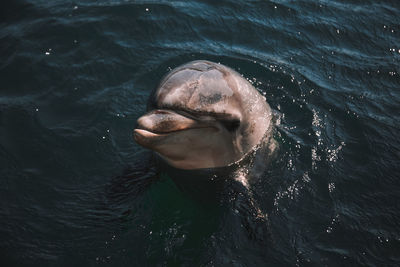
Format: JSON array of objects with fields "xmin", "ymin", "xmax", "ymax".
[{"xmin": 134, "ymin": 60, "xmax": 275, "ymax": 172}]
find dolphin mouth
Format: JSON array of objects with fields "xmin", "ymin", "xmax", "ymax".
[
  {"xmin": 134, "ymin": 125, "xmax": 211, "ymax": 135},
  {"xmin": 133, "ymin": 125, "xmax": 212, "ymax": 139},
  {"xmin": 133, "ymin": 109, "xmax": 215, "ymax": 145},
  {"xmin": 133, "ymin": 128, "xmax": 168, "ymax": 142}
]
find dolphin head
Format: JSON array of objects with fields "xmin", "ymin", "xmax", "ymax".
[{"xmin": 134, "ymin": 60, "xmax": 272, "ymax": 170}]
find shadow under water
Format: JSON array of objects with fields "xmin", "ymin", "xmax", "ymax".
[{"xmin": 104, "ymin": 130, "xmax": 280, "ymax": 265}]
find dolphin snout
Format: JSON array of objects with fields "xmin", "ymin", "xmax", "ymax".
[{"xmin": 136, "ymin": 109, "xmax": 198, "ymax": 134}]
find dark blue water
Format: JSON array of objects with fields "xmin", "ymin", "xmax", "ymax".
[{"xmin": 1, "ymin": 0, "xmax": 400, "ymax": 266}]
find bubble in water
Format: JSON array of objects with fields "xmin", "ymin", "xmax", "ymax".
[
  {"xmin": 326, "ymin": 142, "xmax": 345, "ymax": 162},
  {"xmin": 311, "ymin": 147, "xmax": 321, "ymax": 170},
  {"xmin": 328, "ymin": 183, "xmax": 335, "ymax": 192},
  {"xmin": 302, "ymin": 172, "xmax": 311, "ymax": 183},
  {"xmin": 312, "ymin": 109, "xmax": 322, "ymax": 127}
]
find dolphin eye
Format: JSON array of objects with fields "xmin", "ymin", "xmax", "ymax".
[{"xmin": 220, "ymin": 119, "xmax": 240, "ymax": 132}]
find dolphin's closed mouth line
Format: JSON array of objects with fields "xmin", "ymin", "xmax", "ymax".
[{"xmin": 134, "ymin": 125, "xmax": 215, "ymax": 136}]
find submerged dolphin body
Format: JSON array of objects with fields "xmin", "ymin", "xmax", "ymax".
[{"xmin": 134, "ymin": 60, "xmax": 275, "ymax": 172}]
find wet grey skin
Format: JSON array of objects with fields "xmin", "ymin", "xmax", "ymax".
[{"xmin": 134, "ymin": 60, "xmax": 275, "ymax": 171}]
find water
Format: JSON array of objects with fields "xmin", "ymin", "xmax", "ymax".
[{"xmin": 1, "ymin": 0, "xmax": 399, "ymax": 266}]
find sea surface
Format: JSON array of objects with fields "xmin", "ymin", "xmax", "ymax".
[{"xmin": 1, "ymin": 0, "xmax": 399, "ymax": 266}]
